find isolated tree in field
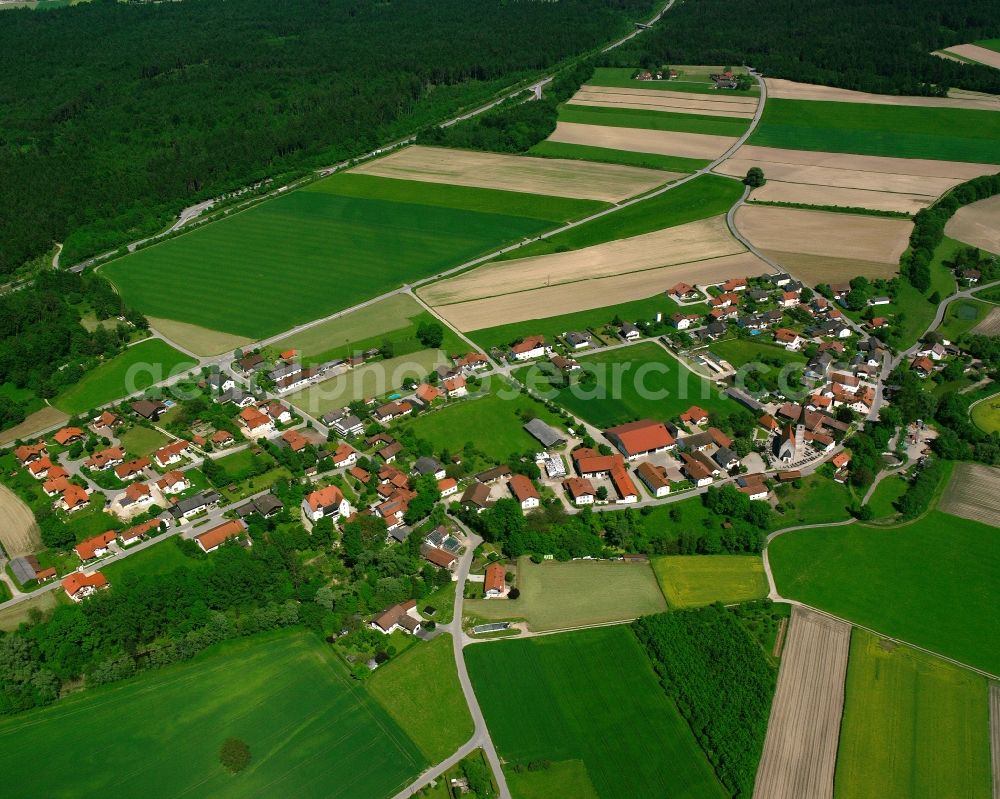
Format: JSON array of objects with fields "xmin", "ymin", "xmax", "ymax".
[
  {"xmin": 416, "ymin": 321, "xmax": 444, "ymax": 349},
  {"xmin": 744, "ymin": 167, "xmax": 765, "ymax": 188},
  {"xmin": 219, "ymin": 738, "xmax": 251, "ymax": 773}
]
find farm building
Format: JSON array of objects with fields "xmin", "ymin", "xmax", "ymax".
[{"xmin": 523, "ymin": 418, "xmax": 565, "ymax": 448}]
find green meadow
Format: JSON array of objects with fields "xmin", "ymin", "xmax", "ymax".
[
  {"xmin": 970, "ymin": 393, "xmax": 1000, "ymax": 433},
  {"xmin": 465, "ymin": 625, "xmax": 726, "ymax": 799},
  {"xmin": 769, "ymin": 511, "xmax": 1000, "ymax": 675},
  {"xmin": 559, "ymin": 104, "xmax": 750, "ymax": 137},
  {"xmin": 750, "ymin": 99, "xmax": 1000, "ymax": 163},
  {"xmin": 835, "ymin": 629, "xmax": 991, "ymax": 799},
  {"xmin": 652, "ymin": 555, "xmax": 769, "ymax": 608},
  {"xmin": 53, "ymin": 339, "xmax": 196, "ymax": 414},
  {"xmin": 0, "ymin": 630, "xmax": 424, "ymax": 798},
  {"xmin": 528, "ymin": 140, "xmax": 710, "ymax": 173},
  {"xmin": 517, "ymin": 341, "xmax": 733, "ymax": 428},
  {"xmin": 497, "ymin": 173, "xmax": 743, "ymax": 260},
  {"xmin": 103, "ymin": 174, "xmax": 596, "ymax": 339}
]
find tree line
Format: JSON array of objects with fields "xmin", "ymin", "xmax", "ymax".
[
  {"xmin": 0, "ymin": 0, "xmax": 655, "ymax": 274},
  {"xmin": 611, "ymin": 0, "xmax": 1000, "ymax": 97}
]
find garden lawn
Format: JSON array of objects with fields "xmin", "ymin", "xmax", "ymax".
[
  {"xmin": 397, "ymin": 383, "xmax": 566, "ymax": 463},
  {"xmin": 0, "ymin": 629, "xmax": 425, "ymax": 798},
  {"xmin": 468, "ymin": 293, "xmax": 701, "ymax": 352},
  {"xmin": 118, "ymin": 425, "xmax": 170, "ymax": 457},
  {"xmin": 366, "ymin": 634, "xmax": 473, "ymax": 762},
  {"xmin": 588, "ymin": 66, "xmax": 759, "ymax": 97},
  {"xmin": 769, "ymin": 511, "xmax": 1000, "ymax": 675},
  {"xmin": 970, "ymin": 392, "xmax": 1000, "ymax": 434},
  {"xmin": 938, "ymin": 298, "xmax": 992, "ymax": 341},
  {"xmin": 750, "ymin": 99, "xmax": 1000, "ymax": 164},
  {"xmin": 771, "ymin": 473, "xmax": 853, "ymax": 530},
  {"xmin": 53, "ymin": 340, "xmax": 196, "ymax": 414},
  {"xmin": 465, "ymin": 625, "xmax": 726, "ymax": 799},
  {"xmin": 652, "ymin": 555, "xmax": 768, "ymax": 608},
  {"xmin": 271, "ymin": 293, "xmax": 465, "ymax": 364},
  {"xmin": 866, "ymin": 475, "xmax": 908, "ymax": 520},
  {"xmin": 558, "ymin": 104, "xmax": 750, "ymax": 138},
  {"xmin": 519, "ymin": 342, "xmax": 733, "ymax": 428},
  {"xmin": 834, "ymin": 629, "xmax": 991, "ymax": 799},
  {"xmin": 496, "ymin": 174, "xmax": 743, "ymax": 260},
  {"xmin": 528, "ymin": 140, "xmax": 709, "ymax": 173},
  {"xmin": 465, "ymin": 556, "xmax": 666, "ymax": 631},
  {"xmin": 102, "ymin": 175, "xmax": 580, "ymax": 339}
]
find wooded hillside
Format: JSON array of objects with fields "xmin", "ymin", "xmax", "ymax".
[{"xmin": 0, "ymin": 0, "xmax": 654, "ymax": 273}]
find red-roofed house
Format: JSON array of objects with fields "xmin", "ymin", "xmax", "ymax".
[
  {"xmin": 722, "ymin": 277, "xmax": 747, "ymax": 292},
  {"xmin": 59, "ymin": 484, "xmax": 90, "ymax": 513},
  {"xmin": 438, "ymin": 477, "xmax": 458, "ymax": 498},
  {"xmin": 14, "ymin": 442, "xmax": 47, "ymax": 465},
  {"xmin": 84, "ymin": 446, "xmax": 126, "ymax": 471},
  {"xmin": 420, "ymin": 544, "xmax": 458, "ymax": 571},
  {"xmin": 27, "ymin": 457, "xmax": 53, "ymax": 479},
  {"xmin": 443, "ymin": 375, "xmax": 467, "ymax": 398},
  {"xmin": 114, "ymin": 457, "xmax": 151, "ymax": 482},
  {"xmin": 302, "ymin": 485, "xmax": 351, "ymax": 522},
  {"xmin": 508, "ymin": 474, "xmax": 540, "ymax": 510},
  {"xmin": 605, "ymin": 419, "xmax": 675, "ymax": 459},
  {"xmin": 120, "ymin": 518, "xmax": 166, "ymax": 546},
  {"xmin": 668, "ymin": 282, "xmax": 699, "ymax": 301},
  {"xmin": 758, "ymin": 414, "xmax": 780, "ymax": 431},
  {"xmin": 415, "ymin": 383, "xmax": 444, "ymax": 404},
  {"xmin": 609, "ymin": 459, "xmax": 639, "ymax": 504},
  {"xmin": 93, "ymin": 410, "xmax": 122, "ymax": 429},
  {"xmin": 911, "ymin": 356, "xmax": 934, "ymax": 378},
  {"xmin": 510, "ymin": 336, "xmax": 548, "ymax": 361},
  {"xmin": 831, "ymin": 451, "xmax": 851, "ymax": 469},
  {"xmin": 43, "ymin": 475, "xmax": 71, "ymax": 497},
  {"xmin": 196, "ymin": 519, "xmax": 249, "ymax": 553},
  {"xmin": 331, "ymin": 443, "xmax": 358, "ymax": 468},
  {"xmin": 53, "ymin": 426, "xmax": 84, "ymax": 446},
  {"xmin": 484, "ymin": 563, "xmax": 506, "ymax": 597},
  {"xmin": 239, "ymin": 406, "xmax": 274, "ymax": 437},
  {"xmin": 775, "ymin": 328, "xmax": 802, "ymax": 350},
  {"xmin": 154, "ymin": 440, "xmax": 190, "ymax": 467},
  {"xmin": 75, "ymin": 530, "xmax": 117, "ymax": 561},
  {"xmin": 563, "ymin": 477, "xmax": 595, "ymax": 505},
  {"xmin": 63, "ymin": 572, "xmax": 108, "ymax": 602},
  {"xmin": 211, "ymin": 429, "xmax": 235, "ymax": 447},
  {"xmin": 156, "ymin": 470, "xmax": 190, "ymax": 495},
  {"xmin": 680, "ymin": 406, "xmax": 710, "ymax": 426}
]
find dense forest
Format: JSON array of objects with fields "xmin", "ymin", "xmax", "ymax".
[
  {"xmin": 0, "ymin": 0, "xmax": 655, "ymax": 274},
  {"xmin": 633, "ymin": 606, "xmax": 776, "ymax": 799},
  {"xmin": 0, "ymin": 271, "xmax": 148, "ymax": 428},
  {"xmin": 614, "ymin": 0, "xmax": 1000, "ymax": 96},
  {"xmin": 0, "ymin": 486, "xmax": 451, "ymax": 714}
]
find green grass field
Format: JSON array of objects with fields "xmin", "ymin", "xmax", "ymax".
[
  {"xmin": 558, "ymin": 104, "xmax": 750, "ymax": 138},
  {"xmin": 507, "ymin": 760, "xmax": 600, "ymax": 799},
  {"xmin": 465, "ymin": 557, "xmax": 666, "ymax": 631},
  {"xmin": 710, "ymin": 338, "xmax": 807, "ymax": 369},
  {"xmin": 366, "ymin": 635, "xmax": 473, "ymax": 762},
  {"xmin": 974, "ymin": 38, "xmax": 1000, "ymax": 53},
  {"xmin": 118, "ymin": 424, "xmax": 170, "ymax": 457},
  {"xmin": 970, "ymin": 392, "xmax": 1000, "ymax": 433},
  {"xmin": 270, "ymin": 293, "xmax": 465, "ymax": 364},
  {"xmin": 834, "ymin": 629, "xmax": 991, "ymax": 799},
  {"xmin": 750, "ymin": 99, "xmax": 1000, "ymax": 164},
  {"xmin": 866, "ymin": 474, "xmax": 909, "ymax": 519},
  {"xmin": 588, "ymin": 66, "xmax": 759, "ymax": 97},
  {"xmin": 769, "ymin": 510, "xmax": 1000, "ymax": 675},
  {"xmin": 516, "ymin": 342, "xmax": 733, "ymax": 428},
  {"xmin": 495, "ymin": 174, "xmax": 743, "ymax": 261},
  {"xmin": 468, "ymin": 293, "xmax": 702, "ymax": 352},
  {"xmin": 0, "ymin": 382, "xmax": 44, "ymax": 417},
  {"xmin": 465, "ymin": 625, "xmax": 726, "ymax": 799},
  {"xmin": 528, "ymin": 140, "xmax": 710, "ymax": 173},
  {"xmin": 0, "ymin": 630, "xmax": 425, "ymax": 798},
  {"xmin": 771, "ymin": 473, "xmax": 854, "ymax": 529},
  {"xmin": 286, "ymin": 348, "xmax": 447, "ymax": 415},
  {"xmin": 101, "ymin": 537, "xmax": 200, "ymax": 583},
  {"xmin": 103, "ymin": 174, "xmax": 595, "ymax": 339},
  {"xmin": 973, "ymin": 285, "xmax": 1000, "ymax": 304},
  {"xmin": 652, "ymin": 555, "xmax": 769, "ymax": 608},
  {"xmin": 53, "ymin": 339, "xmax": 196, "ymax": 414},
  {"xmin": 397, "ymin": 383, "xmax": 566, "ymax": 462}
]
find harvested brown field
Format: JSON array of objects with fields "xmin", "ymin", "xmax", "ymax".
[
  {"xmin": 749, "ymin": 183, "xmax": 928, "ymax": 215},
  {"xmin": 0, "ymin": 590, "xmax": 60, "ymax": 632},
  {"xmin": 0, "ymin": 484, "xmax": 40, "ymax": 558},
  {"xmin": 568, "ymin": 85, "xmax": 757, "ymax": 118},
  {"xmin": 0, "ymin": 406, "xmax": 68, "ymax": 446},
  {"xmin": 764, "ymin": 78, "xmax": 1000, "ymax": 112},
  {"xmin": 349, "ymin": 145, "xmax": 673, "ymax": 203},
  {"xmin": 939, "ymin": 463, "xmax": 1000, "ymax": 526},
  {"xmin": 945, "ymin": 195, "xmax": 1000, "ymax": 254},
  {"xmin": 941, "ymin": 44, "xmax": 1000, "ymax": 71},
  {"xmin": 148, "ymin": 317, "xmax": 252, "ymax": 357},
  {"xmin": 760, "ymin": 250, "xmax": 899, "ymax": 284},
  {"xmin": 715, "ymin": 146, "xmax": 998, "ymax": 212},
  {"xmin": 735, "ymin": 205, "xmax": 911, "ymax": 265},
  {"xmin": 972, "ymin": 307, "xmax": 1000, "ymax": 336},
  {"xmin": 752, "ymin": 607, "xmax": 851, "ymax": 799},
  {"xmin": 420, "ymin": 216, "xmax": 741, "ymax": 306},
  {"xmin": 435, "ymin": 252, "xmax": 771, "ymax": 330},
  {"xmin": 548, "ymin": 121, "xmax": 738, "ymax": 160}
]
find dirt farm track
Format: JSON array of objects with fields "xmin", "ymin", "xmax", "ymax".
[
  {"xmin": 753, "ymin": 607, "xmax": 851, "ymax": 799},
  {"xmin": 0, "ymin": 484, "xmax": 40, "ymax": 558}
]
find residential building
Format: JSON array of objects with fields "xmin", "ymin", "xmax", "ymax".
[
  {"xmin": 461, "ymin": 483, "xmax": 493, "ymax": 513},
  {"xmin": 131, "ymin": 399, "xmax": 166, "ymax": 421},
  {"xmin": 114, "ymin": 457, "xmax": 151, "ymax": 482},
  {"xmin": 168, "ymin": 490, "xmax": 222, "ymax": 521},
  {"xmin": 438, "ymin": 477, "xmax": 459, "ymax": 498},
  {"xmin": 443, "ymin": 376, "xmax": 467, "ymax": 398},
  {"xmin": 196, "ymin": 519, "xmax": 250, "ymax": 553},
  {"xmin": 413, "ymin": 457, "xmax": 446, "ymax": 479},
  {"xmin": 484, "ymin": 563, "xmax": 506, "ymax": 597},
  {"xmin": 75, "ymin": 530, "xmax": 117, "ymax": 561},
  {"xmin": 239, "ymin": 406, "xmax": 275, "ymax": 437},
  {"xmin": 157, "ymin": 470, "xmax": 190, "ymax": 495},
  {"xmin": 14, "ymin": 442, "xmax": 47, "ymax": 465},
  {"xmin": 59, "ymin": 484, "xmax": 90, "ymax": 513},
  {"xmin": 374, "ymin": 401, "xmax": 413, "ymax": 423},
  {"xmin": 420, "ymin": 544, "xmax": 458, "ymax": 571},
  {"xmin": 371, "ymin": 599, "xmax": 421, "ymax": 634},
  {"xmin": 620, "ymin": 322, "xmax": 641, "ymax": 341},
  {"xmin": 509, "ymin": 336, "xmax": 548, "ymax": 361},
  {"xmin": 415, "ymin": 383, "xmax": 444, "ymax": 405},
  {"xmin": 154, "ymin": 440, "xmax": 190, "ymax": 467},
  {"xmin": 680, "ymin": 406, "xmax": 709, "ymax": 426},
  {"xmin": 63, "ymin": 572, "xmax": 108, "ymax": 602},
  {"xmin": 562, "ymin": 477, "xmax": 595, "ymax": 505},
  {"xmin": 84, "ymin": 446, "xmax": 126, "ymax": 471},
  {"xmin": 635, "ymin": 462, "xmax": 672, "ymax": 498},
  {"xmin": 564, "ymin": 331, "xmax": 592, "ymax": 349},
  {"xmin": 508, "ymin": 474, "xmax": 540, "ymax": 510},
  {"xmin": 53, "ymin": 426, "xmax": 84, "ymax": 446},
  {"xmin": 302, "ymin": 485, "xmax": 351, "ymax": 522}
]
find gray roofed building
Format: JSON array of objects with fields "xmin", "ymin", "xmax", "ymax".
[
  {"xmin": 388, "ymin": 525, "xmax": 413, "ymax": 543},
  {"xmin": 219, "ymin": 386, "xmax": 255, "ymax": 407},
  {"xmin": 413, "ymin": 457, "xmax": 445, "ymax": 477},
  {"xmin": 236, "ymin": 493, "xmax": 284, "ymax": 519},
  {"xmin": 523, "ymin": 418, "xmax": 565, "ymax": 448},
  {"xmin": 169, "ymin": 490, "xmax": 222, "ymax": 520},
  {"xmin": 9, "ymin": 557, "xmax": 38, "ymax": 585},
  {"xmin": 564, "ymin": 331, "xmax": 592, "ymax": 349},
  {"xmin": 461, "ymin": 483, "xmax": 493, "ymax": 511},
  {"xmin": 678, "ymin": 431, "xmax": 714, "ymax": 451},
  {"xmin": 748, "ymin": 289, "xmax": 770, "ymax": 301},
  {"xmin": 713, "ymin": 447, "xmax": 739, "ymax": 469},
  {"xmin": 476, "ymin": 465, "xmax": 512, "ymax": 484},
  {"xmin": 268, "ymin": 361, "xmax": 302, "ymax": 382}
]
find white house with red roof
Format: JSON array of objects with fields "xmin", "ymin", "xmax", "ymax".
[{"xmin": 301, "ymin": 485, "xmax": 351, "ymax": 523}]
